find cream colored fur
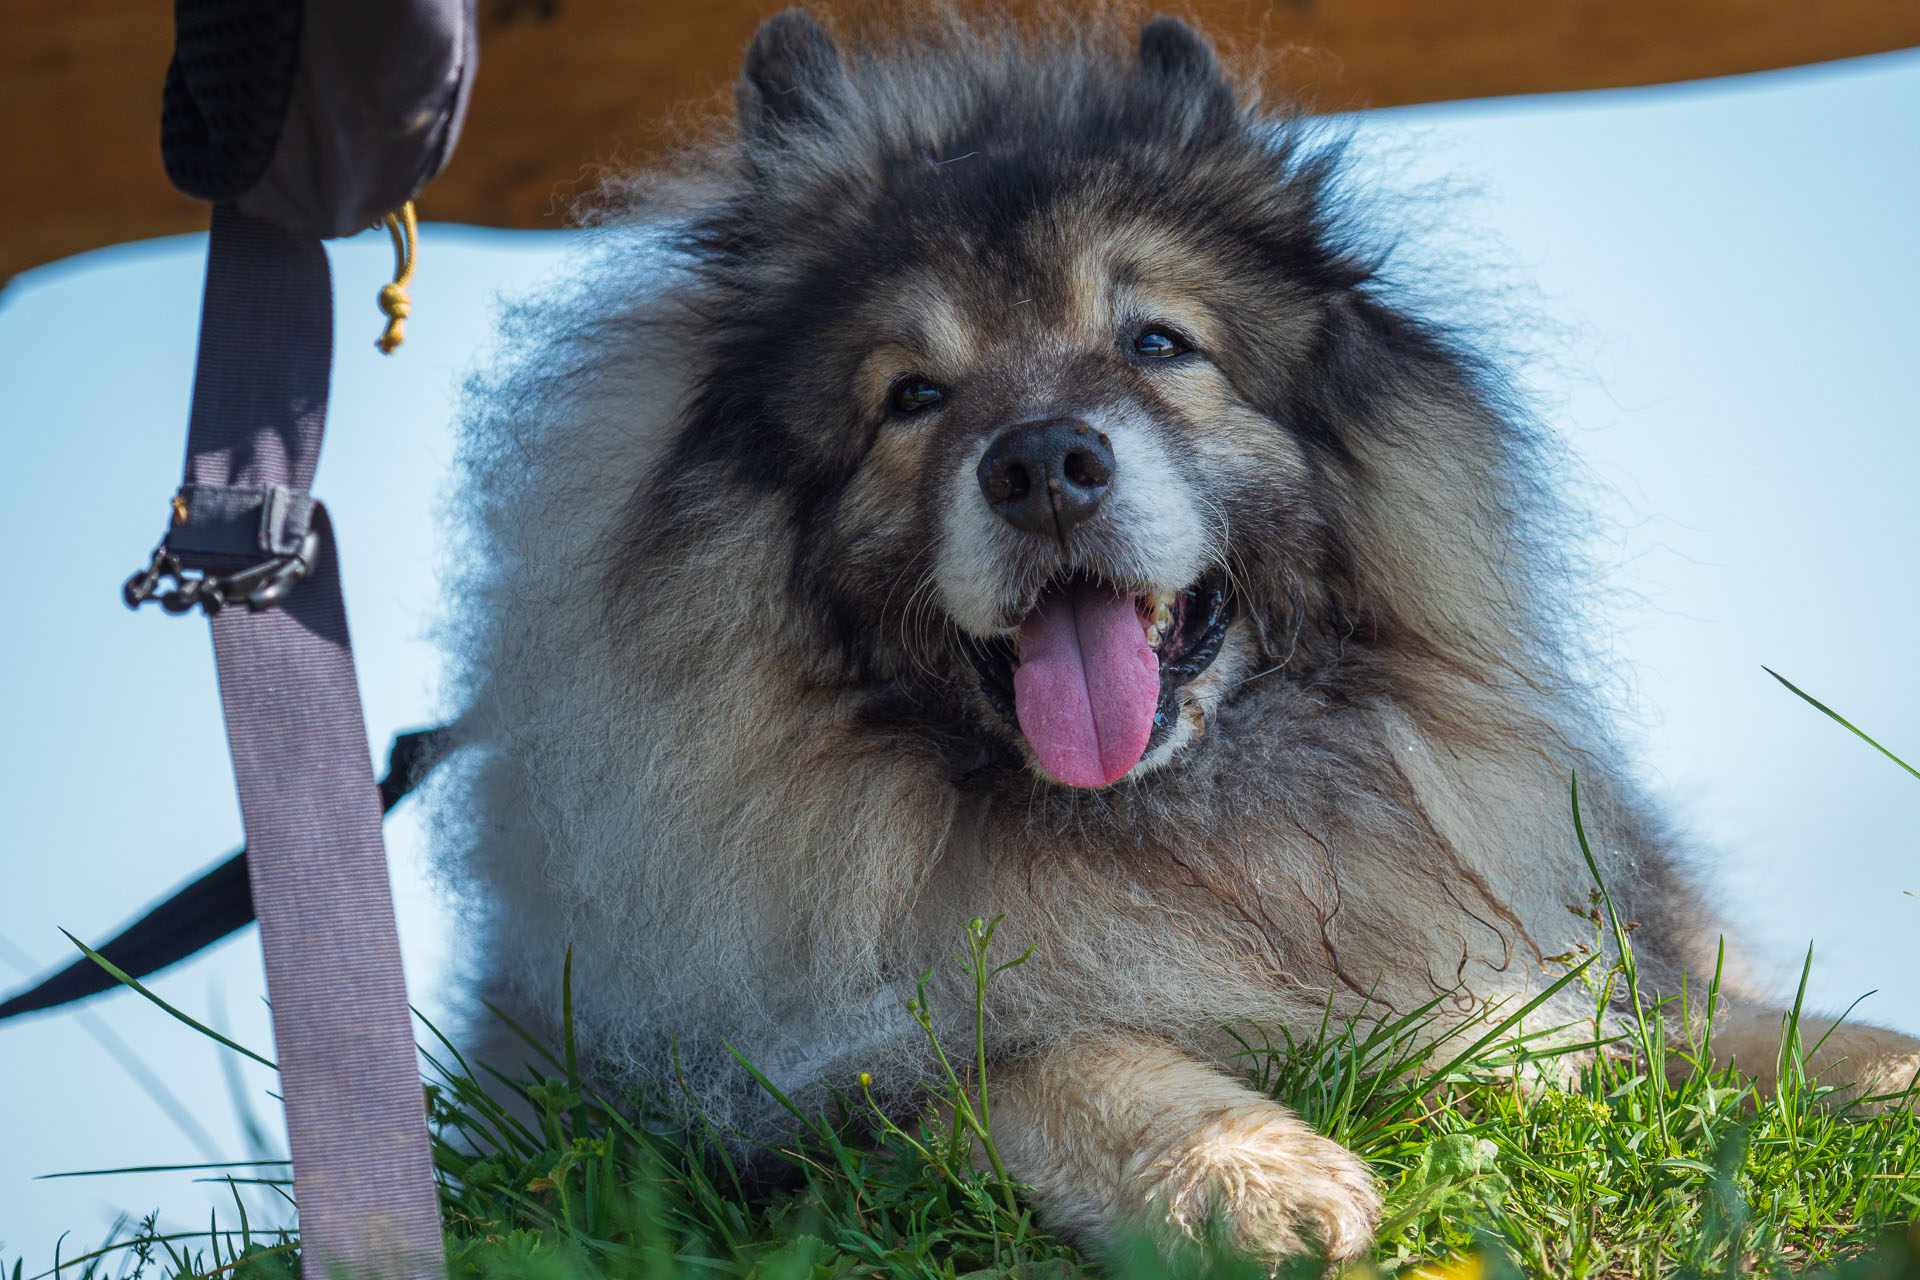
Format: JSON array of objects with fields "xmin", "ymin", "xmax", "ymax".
[{"xmin": 986, "ymin": 1032, "xmax": 1379, "ymax": 1263}]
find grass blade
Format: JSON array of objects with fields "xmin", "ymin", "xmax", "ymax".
[
  {"xmin": 1765, "ymin": 667, "xmax": 1920, "ymax": 782},
  {"xmin": 57, "ymin": 929, "xmax": 275, "ymax": 1070}
]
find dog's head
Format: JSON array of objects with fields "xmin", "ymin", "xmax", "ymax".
[{"xmin": 631, "ymin": 11, "xmax": 1544, "ymax": 791}]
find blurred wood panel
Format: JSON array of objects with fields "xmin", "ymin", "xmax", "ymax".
[{"xmin": 5, "ymin": 0, "xmax": 1918, "ymax": 281}]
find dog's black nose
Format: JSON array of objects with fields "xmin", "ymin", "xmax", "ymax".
[{"xmin": 977, "ymin": 418, "xmax": 1115, "ymax": 539}]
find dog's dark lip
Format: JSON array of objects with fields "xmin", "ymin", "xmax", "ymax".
[{"xmin": 962, "ymin": 573, "xmax": 1235, "ymax": 758}]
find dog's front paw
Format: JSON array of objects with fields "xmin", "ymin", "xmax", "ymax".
[
  {"xmin": 986, "ymin": 1034, "xmax": 1380, "ymax": 1267},
  {"xmin": 1137, "ymin": 1107, "xmax": 1381, "ymax": 1263}
]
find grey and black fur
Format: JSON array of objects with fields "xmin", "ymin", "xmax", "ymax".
[{"xmin": 440, "ymin": 7, "xmax": 1918, "ymax": 1262}]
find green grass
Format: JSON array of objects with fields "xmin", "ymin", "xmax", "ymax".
[{"xmin": 15, "ymin": 674, "xmax": 1920, "ymax": 1280}]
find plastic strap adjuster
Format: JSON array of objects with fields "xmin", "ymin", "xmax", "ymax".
[{"xmin": 123, "ymin": 482, "xmax": 322, "ymax": 615}]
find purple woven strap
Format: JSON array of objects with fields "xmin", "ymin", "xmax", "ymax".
[{"xmin": 181, "ymin": 205, "xmax": 443, "ymax": 1277}]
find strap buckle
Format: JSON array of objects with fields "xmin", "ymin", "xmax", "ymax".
[
  {"xmin": 123, "ymin": 530, "xmax": 321, "ymax": 615},
  {"xmin": 123, "ymin": 484, "xmax": 322, "ymax": 616}
]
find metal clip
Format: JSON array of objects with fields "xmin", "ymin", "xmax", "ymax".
[{"xmin": 123, "ymin": 528, "xmax": 321, "ymax": 617}]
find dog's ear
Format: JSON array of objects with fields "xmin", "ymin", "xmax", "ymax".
[
  {"xmin": 1132, "ymin": 16, "xmax": 1235, "ymax": 135},
  {"xmin": 738, "ymin": 10, "xmax": 847, "ymax": 139}
]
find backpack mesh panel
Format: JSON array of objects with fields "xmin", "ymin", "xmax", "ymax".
[{"xmin": 161, "ymin": 0, "xmax": 305, "ymax": 202}]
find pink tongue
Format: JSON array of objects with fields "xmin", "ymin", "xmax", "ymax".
[{"xmin": 1013, "ymin": 581, "xmax": 1160, "ymax": 788}]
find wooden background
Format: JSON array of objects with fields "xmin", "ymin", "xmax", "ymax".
[{"xmin": 5, "ymin": 0, "xmax": 1918, "ymax": 281}]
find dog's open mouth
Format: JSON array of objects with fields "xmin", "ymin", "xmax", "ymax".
[{"xmin": 965, "ymin": 573, "xmax": 1234, "ymax": 787}]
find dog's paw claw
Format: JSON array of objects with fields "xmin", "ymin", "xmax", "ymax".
[{"xmin": 1138, "ymin": 1109, "xmax": 1381, "ymax": 1263}]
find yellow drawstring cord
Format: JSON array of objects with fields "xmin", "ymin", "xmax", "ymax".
[{"xmin": 376, "ymin": 201, "xmax": 418, "ymax": 354}]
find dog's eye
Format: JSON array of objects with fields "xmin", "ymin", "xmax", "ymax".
[
  {"xmin": 890, "ymin": 376, "xmax": 946, "ymax": 415},
  {"xmin": 1131, "ymin": 326, "xmax": 1192, "ymax": 361}
]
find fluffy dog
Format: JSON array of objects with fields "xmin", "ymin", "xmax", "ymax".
[{"xmin": 439, "ymin": 8, "xmax": 1919, "ymax": 1263}]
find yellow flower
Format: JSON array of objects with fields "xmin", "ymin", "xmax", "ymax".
[{"xmin": 1408, "ymin": 1254, "xmax": 1485, "ymax": 1280}]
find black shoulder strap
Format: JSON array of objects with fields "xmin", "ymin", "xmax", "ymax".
[
  {"xmin": 0, "ymin": 727, "xmax": 452, "ymax": 1021},
  {"xmin": 152, "ymin": 206, "xmax": 445, "ymax": 1276},
  {"xmin": 82, "ymin": 1, "xmax": 479, "ymax": 1271}
]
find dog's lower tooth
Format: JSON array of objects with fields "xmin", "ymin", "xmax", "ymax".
[{"xmin": 1145, "ymin": 625, "xmax": 1162, "ymax": 647}]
